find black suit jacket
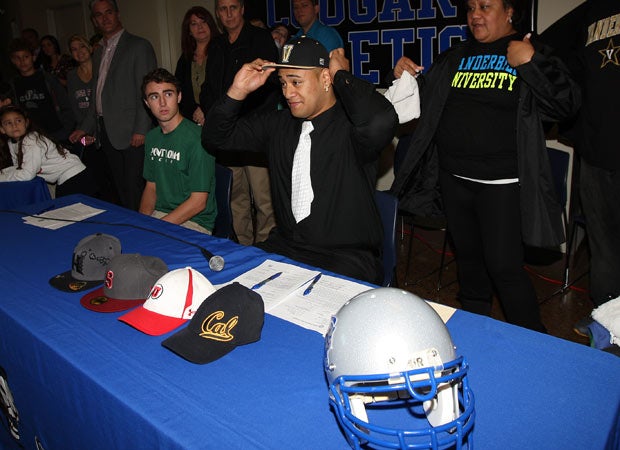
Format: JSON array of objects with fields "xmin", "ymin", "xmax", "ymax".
[
  {"xmin": 82, "ymin": 30, "xmax": 157, "ymax": 149},
  {"xmin": 175, "ymin": 54, "xmax": 202, "ymax": 119},
  {"xmin": 200, "ymin": 22, "xmax": 279, "ymax": 116}
]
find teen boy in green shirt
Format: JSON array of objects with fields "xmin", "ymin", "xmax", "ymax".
[{"xmin": 139, "ymin": 68, "xmax": 216, "ymax": 233}]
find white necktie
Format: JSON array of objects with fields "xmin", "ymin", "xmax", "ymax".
[{"xmin": 291, "ymin": 121, "xmax": 314, "ymax": 223}]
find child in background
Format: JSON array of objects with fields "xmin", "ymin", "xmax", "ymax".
[
  {"xmin": 0, "ymin": 105, "xmax": 97, "ymax": 197},
  {"xmin": 8, "ymin": 38, "xmax": 74, "ymax": 144}
]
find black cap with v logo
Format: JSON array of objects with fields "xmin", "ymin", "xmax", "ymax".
[{"xmin": 267, "ymin": 36, "xmax": 329, "ymax": 69}]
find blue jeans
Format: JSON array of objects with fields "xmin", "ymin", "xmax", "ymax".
[{"xmin": 579, "ymin": 159, "xmax": 620, "ymax": 306}]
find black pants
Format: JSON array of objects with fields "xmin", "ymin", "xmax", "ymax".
[
  {"xmin": 78, "ymin": 143, "xmax": 116, "ymax": 203},
  {"xmin": 98, "ymin": 118, "xmax": 145, "ymax": 211},
  {"xmin": 439, "ymin": 170, "xmax": 545, "ymax": 332},
  {"xmin": 56, "ymin": 168, "xmax": 99, "ymax": 198},
  {"xmin": 256, "ymin": 230, "xmax": 383, "ymax": 285}
]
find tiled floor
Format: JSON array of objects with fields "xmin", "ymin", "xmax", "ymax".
[{"xmin": 395, "ymin": 222, "xmax": 592, "ymax": 347}]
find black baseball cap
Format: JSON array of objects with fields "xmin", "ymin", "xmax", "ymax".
[
  {"xmin": 162, "ymin": 283, "xmax": 265, "ymax": 364},
  {"xmin": 263, "ymin": 36, "xmax": 329, "ymax": 70}
]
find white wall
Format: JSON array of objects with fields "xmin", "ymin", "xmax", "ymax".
[
  {"xmin": 537, "ymin": 0, "xmax": 584, "ymax": 32},
  {"xmin": 163, "ymin": 0, "xmax": 215, "ymax": 71}
]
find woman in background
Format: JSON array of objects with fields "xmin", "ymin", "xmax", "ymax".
[
  {"xmin": 66, "ymin": 35, "xmax": 94, "ymax": 143},
  {"xmin": 40, "ymin": 35, "xmax": 74, "ymax": 86},
  {"xmin": 174, "ymin": 6, "xmax": 221, "ymax": 126},
  {"xmin": 66, "ymin": 34, "xmax": 110, "ymax": 200},
  {"xmin": 391, "ymin": 0, "xmax": 580, "ymax": 332}
]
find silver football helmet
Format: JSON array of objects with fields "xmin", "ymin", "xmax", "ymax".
[{"xmin": 324, "ymin": 288, "xmax": 474, "ymax": 449}]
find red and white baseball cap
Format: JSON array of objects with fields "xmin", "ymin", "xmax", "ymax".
[{"xmin": 118, "ymin": 267, "xmax": 216, "ymax": 336}]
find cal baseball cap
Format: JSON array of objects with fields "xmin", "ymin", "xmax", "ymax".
[
  {"xmin": 118, "ymin": 267, "xmax": 216, "ymax": 336},
  {"xmin": 263, "ymin": 36, "xmax": 329, "ymax": 69},
  {"xmin": 80, "ymin": 254, "xmax": 168, "ymax": 312},
  {"xmin": 162, "ymin": 283, "xmax": 265, "ymax": 364},
  {"xmin": 49, "ymin": 233, "xmax": 121, "ymax": 292}
]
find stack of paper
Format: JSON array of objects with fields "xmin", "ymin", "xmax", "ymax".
[
  {"xmin": 220, "ymin": 259, "xmax": 371, "ymax": 335},
  {"xmin": 23, "ymin": 203, "xmax": 105, "ymax": 230},
  {"xmin": 222, "ymin": 259, "xmax": 457, "ymax": 335}
]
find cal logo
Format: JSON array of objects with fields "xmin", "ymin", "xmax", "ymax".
[
  {"xmin": 199, "ymin": 310, "xmax": 238, "ymax": 342},
  {"xmin": 281, "ymin": 44, "xmax": 294, "ymax": 64}
]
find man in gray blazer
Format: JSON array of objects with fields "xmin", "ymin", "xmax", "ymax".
[{"xmin": 70, "ymin": 0, "xmax": 157, "ymax": 210}]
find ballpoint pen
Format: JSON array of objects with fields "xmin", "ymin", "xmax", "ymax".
[
  {"xmin": 251, "ymin": 272, "xmax": 283, "ymax": 290},
  {"xmin": 303, "ymin": 273, "xmax": 322, "ymax": 296}
]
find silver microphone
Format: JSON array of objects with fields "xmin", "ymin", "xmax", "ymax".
[
  {"xmin": 200, "ymin": 247, "xmax": 225, "ymax": 271},
  {"xmin": 208, "ymin": 254, "xmax": 225, "ymax": 272}
]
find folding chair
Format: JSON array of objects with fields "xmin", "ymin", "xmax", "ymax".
[{"xmin": 212, "ymin": 164, "xmax": 236, "ymax": 241}]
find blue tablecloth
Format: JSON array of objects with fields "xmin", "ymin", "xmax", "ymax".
[
  {"xmin": 0, "ymin": 177, "xmax": 51, "ymax": 210},
  {"xmin": 0, "ymin": 195, "xmax": 619, "ymax": 450}
]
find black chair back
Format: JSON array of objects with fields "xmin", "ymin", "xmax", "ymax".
[
  {"xmin": 375, "ymin": 190, "xmax": 398, "ymax": 286},
  {"xmin": 213, "ymin": 164, "xmax": 235, "ymax": 240}
]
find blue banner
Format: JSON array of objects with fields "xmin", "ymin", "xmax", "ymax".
[{"xmin": 245, "ymin": 0, "xmax": 535, "ymax": 87}]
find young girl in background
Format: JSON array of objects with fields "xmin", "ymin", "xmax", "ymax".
[{"xmin": 0, "ymin": 105, "xmax": 97, "ymax": 197}]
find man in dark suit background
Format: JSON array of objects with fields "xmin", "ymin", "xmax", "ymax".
[
  {"xmin": 200, "ymin": 0, "xmax": 279, "ymax": 246},
  {"xmin": 70, "ymin": 0, "xmax": 157, "ymax": 210}
]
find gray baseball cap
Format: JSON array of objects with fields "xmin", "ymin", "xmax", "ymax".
[
  {"xmin": 49, "ymin": 233, "xmax": 121, "ymax": 293},
  {"xmin": 80, "ymin": 254, "xmax": 168, "ymax": 312}
]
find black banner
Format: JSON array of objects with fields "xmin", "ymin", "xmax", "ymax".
[{"xmin": 245, "ymin": 0, "xmax": 535, "ymax": 87}]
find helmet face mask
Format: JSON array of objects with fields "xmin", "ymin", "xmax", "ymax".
[{"xmin": 324, "ymin": 288, "xmax": 475, "ymax": 449}]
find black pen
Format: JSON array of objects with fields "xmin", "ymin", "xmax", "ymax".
[
  {"xmin": 252, "ymin": 272, "xmax": 283, "ymax": 290},
  {"xmin": 303, "ymin": 273, "xmax": 322, "ymax": 296}
]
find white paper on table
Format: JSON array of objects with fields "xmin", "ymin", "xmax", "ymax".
[
  {"xmin": 219, "ymin": 259, "xmax": 320, "ymax": 312},
  {"xmin": 269, "ymin": 277, "xmax": 457, "ymax": 336},
  {"xmin": 426, "ymin": 301, "xmax": 456, "ymax": 324},
  {"xmin": 221, "ymin": 259, "xmax": 457, "ymax": 336},
  {"xmin": 23, "ymin": 202, "xmax": 105, "ymax": 229},
  {"xmin": 268, "ymin": 273, "xmax": 372, "ymax": 335}
]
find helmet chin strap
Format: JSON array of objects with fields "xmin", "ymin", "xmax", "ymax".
[
  {"xmin": 424, "ymin": 382, "xmax": 459, "ymax": 427},
  {"xmin": 350, "ymin": 396, "xmax": 370, "ymax": 430}
]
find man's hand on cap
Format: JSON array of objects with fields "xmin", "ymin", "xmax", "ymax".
[
  {"xmin": 228, "ymin": 59, "xmax": 276, "ymax": 101},
  {"xmin": 328, "ymin": 48, "xmax": 349, "ymax": 79}
]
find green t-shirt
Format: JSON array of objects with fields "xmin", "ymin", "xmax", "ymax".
[{"xmin": 143, "ymin": 118, "xmax": 217, "ymax": 231}]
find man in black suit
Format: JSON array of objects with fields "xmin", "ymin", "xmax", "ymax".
[{"xmin": 200, "ymin": 0, "xmax": 279, "ymax": 245}]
